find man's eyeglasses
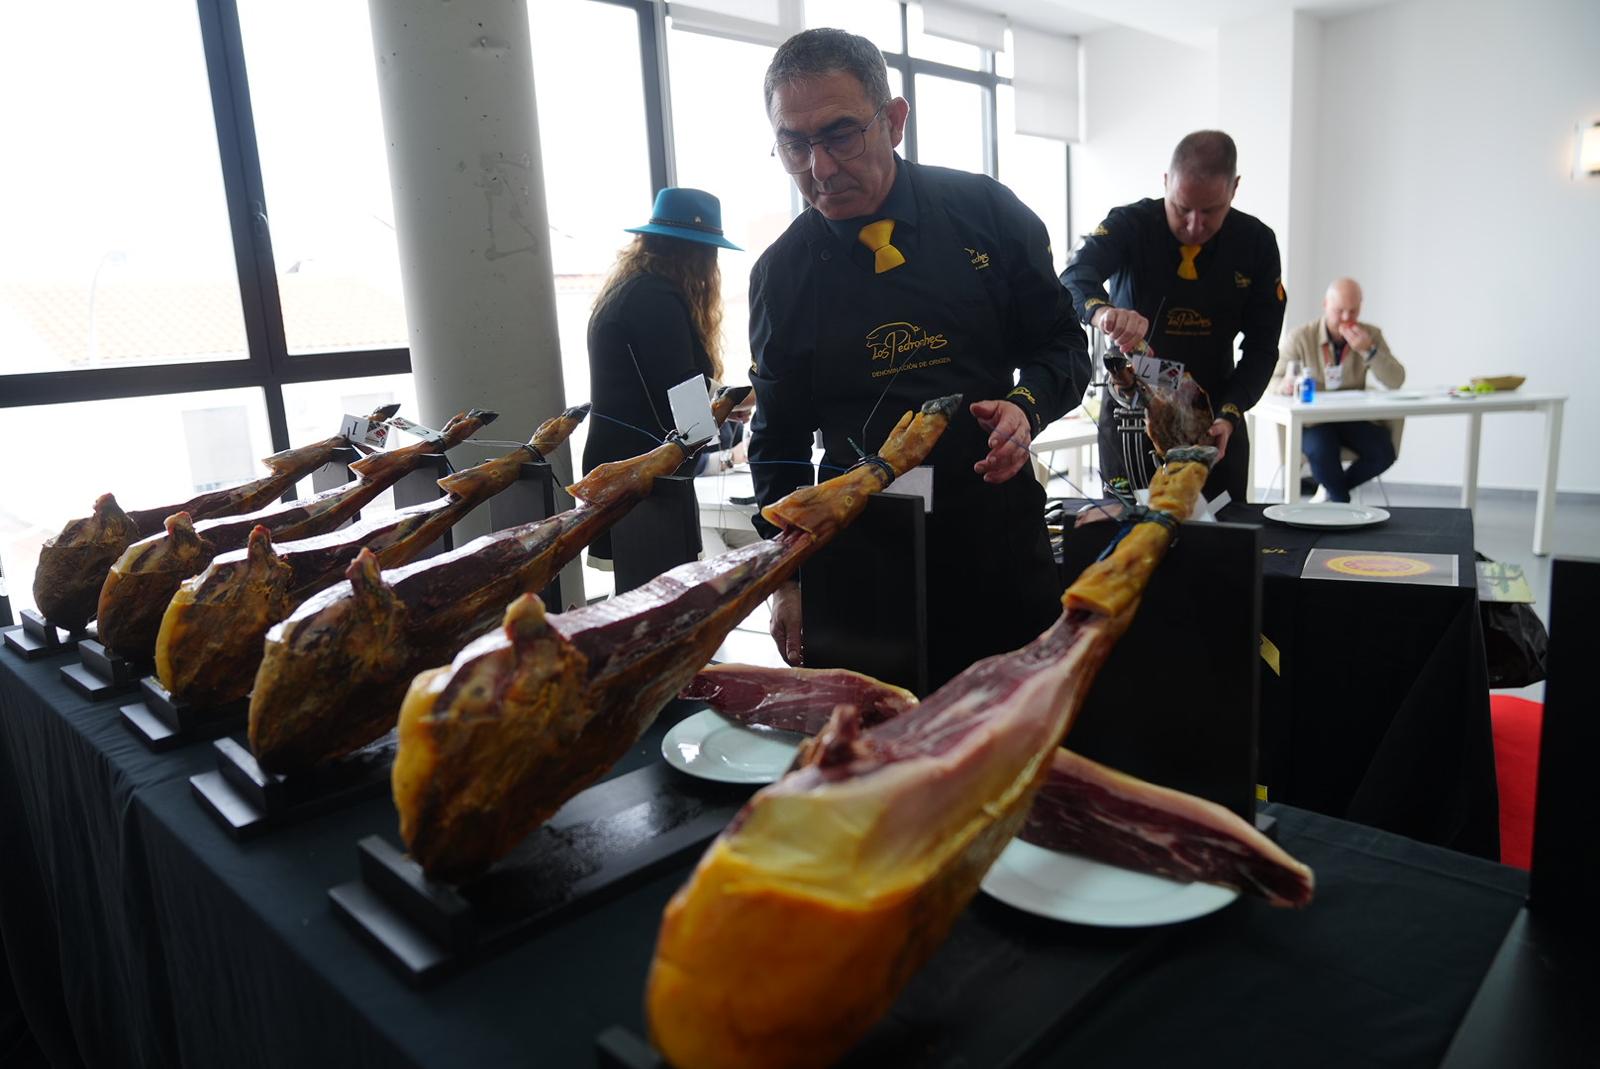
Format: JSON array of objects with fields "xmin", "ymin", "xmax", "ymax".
[{"xmin": 771, "ymin": 105, "xmax": 887, "ymax": 174}]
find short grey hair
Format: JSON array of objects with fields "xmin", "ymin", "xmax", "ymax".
[
  {"xmin": 764, "ymin": 28, "xmax": 892, "ymax": 115},
  {"xmin": 1169, "ymin": 130, "xmax": 1238, "ymax": 181}
]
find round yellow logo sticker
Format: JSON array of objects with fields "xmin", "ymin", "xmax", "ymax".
[{"xmin": 1324, "ymin": 554, "xmax": 1433, "ymax": 578}]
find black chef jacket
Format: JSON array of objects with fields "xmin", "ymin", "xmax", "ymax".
[
  {"xmin": 583, "ymin": 270, "xmax": 733, "ymax": 559},
  {"xmin": 748, "ymin": 158, "xmax": 1091, "ymax": 687},
  {"xmin": 1060, "ymin": 197, "xmax": 1286, "ymax": 501}
]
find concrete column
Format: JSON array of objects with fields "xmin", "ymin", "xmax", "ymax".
[{"xmin": 369, "ymin": 0, "xmax": 582, "ymax": 602}]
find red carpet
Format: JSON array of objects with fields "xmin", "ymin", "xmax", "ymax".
[{"xmin": 1489, "ymin": 694, "xmax": 1543, "ymax": 870}]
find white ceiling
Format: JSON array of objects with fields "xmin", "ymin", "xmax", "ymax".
[{"xmin": 954, "ymin": 0, "xmax": 1404, "ymax": 47}]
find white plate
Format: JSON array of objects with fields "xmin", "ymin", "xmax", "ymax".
[
  {"xmin": 661, "ymin": 709, "xmax": 803, "ymax": 784},
  {"xmin": 980, "ymin": 840, "xmax": 1238, "ymax": 927},
  {"xmin": 1262, "ymin": 502, "xmax": 1390, "ymax": 529}
]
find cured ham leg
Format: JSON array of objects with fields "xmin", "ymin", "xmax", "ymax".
[
  {"xmin": 249, "ymin": 434, "xmax": 696, "ymax": 775},
  {"xmin": 680, "ymin": 664, "xmax": 916, "ymax": 735},
  {"xmin": 645, "ymin": 446, "xmax": 1217, "ymax": 1069},
  {"xmin": 1022, "ymin": 749, "xmax": 1313, "ymax": 908},
  {"xmin": 682, "ymin": 665, "xmax": 1312, "ymax": 907},
  {"xmin": 95, "ymin": 409, "xmax": 496, "ymax": 658},
  {"xmin": 31, "ymin": 403, "xmax": 400, "ymax": 630},
  {"xmin": 390, "ymin": 395, "xmax": 962, "ymax": 882},
  {"xmin": 154, "ymin": 407, "xmax": 588, "ymax": 707},
  {"xmin": 1103, "ymin": 349, "xmax": 1214, "ymax": 459}
]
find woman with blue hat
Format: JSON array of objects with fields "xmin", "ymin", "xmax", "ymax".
[{"xmin": 582, "ymin": 187, "xmax": 744, "ymax": 563}]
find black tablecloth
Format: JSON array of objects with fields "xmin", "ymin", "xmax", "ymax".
[
  {"xmin": 2, "ymin": 632, "xmax": 1528, "ymax": 1068},
  {"xmin": 1217, "ymin": 504, "xmax": 1498, "ymax": 860}
]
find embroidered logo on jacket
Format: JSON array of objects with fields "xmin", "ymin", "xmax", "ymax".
[
  {"xmin": 964, "ymin": 247, "xmax": 991, "ymax": 270},
  {"xmin": 1092, "ymin": 224, "xmax": 1110, "ymax": 236},
  {"xmin": 865, "ymin": 321, "xmax": 952, "ymax": 378},
  {"xmin": 1234, "ymin": 271, "xmax": 1252, "ymax": 288},
  {"xmin": 1165, "ymin": 307, "xmax": 1214, "ymax": 336}
]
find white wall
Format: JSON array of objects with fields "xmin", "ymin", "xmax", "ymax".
[
  {"xmin": 1310, "ymin": 0, "xmax": 1600, "ymax": 493},
  {"xmin": 1072, "ymin": 27, "xmax": 1217, "ymax": 242}
]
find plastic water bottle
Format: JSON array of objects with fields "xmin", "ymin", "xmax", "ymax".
[{"xmin": 1298, "ymin": 372, "xmax": 1316, "ymax": 404}]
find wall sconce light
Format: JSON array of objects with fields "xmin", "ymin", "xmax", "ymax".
[{"xmin": 1576, "ymin": 120, "xmax": 1600, "ymax": 178}]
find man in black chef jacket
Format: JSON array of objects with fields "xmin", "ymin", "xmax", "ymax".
[
  {"xmin": 1061, "ymin": 130, "xmax": 1286, "ymax": 503},
  {"xmin": 748, "ymin": 28, "xmax": 1091, "ymax": 689}
]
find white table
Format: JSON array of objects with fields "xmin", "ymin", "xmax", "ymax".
[
  {"xmin": 1248, "ymin": 388, "xmax": 1567, "ymax": 555},
  {"xmin": 1030, "ymin": 413, "xmax": 1100, "ymax": 494}
]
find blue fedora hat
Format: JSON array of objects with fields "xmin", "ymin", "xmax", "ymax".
[{"xmin": 625, "ymin": 187, "xmax": 741, "ymax": 251}]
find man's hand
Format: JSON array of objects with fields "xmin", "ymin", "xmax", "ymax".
[
  {"xmin": 768, "ymin": 581, "xmax": 803, "ymax": 666},
  {"xmin": 1339, "ymin": 322, "xmax": 1374, "ymax": 354},
  {"xmin": 1207, "ymin": 418, "xmax": 1233, "ymax": 461},
  {"xmin": 970, "ymin": 399, "xmax": 1032, "ymax": 484},
  {"xmin": 1091, "ymin": 306, "xmax": 1151, "ymax": 354},
  {"xmin": 728, "ymin": 390, "xmax": 757, "ymax": 424}
]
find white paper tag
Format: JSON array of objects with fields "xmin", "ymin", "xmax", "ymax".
[
  {"xmin": 667, "ymin": 374, "xmax": 717, "ymax": 445},
  {"xmin": 884, "ymin": 465, "xmax": 934, "ymax": 513},
  {"xmin": 385, "ymin": 415, "xmax": 446, "ymax": 445},
  {"xmin": 1132, "ymin": 353, "xmax": 1186, "ymax": 392},
  {"xmin": 339, "ymin": 414, "xmax": 392, "ymax": 450},
  {"xmin": 1323, "ymin": 360, "xmax": 1344, "ymax": 391}
]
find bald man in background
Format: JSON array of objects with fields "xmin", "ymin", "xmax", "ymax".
[{"xmin": 1273, "ymin": 277, "xmax": 1406, "ymax": 502}]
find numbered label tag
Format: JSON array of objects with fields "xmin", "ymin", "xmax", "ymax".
[
  {"xmin": 1132, "ymin": 352, "xmax": 1186, "ymax": 392},
  {"xmin": 339, "ymin": 414, "xmax": 391, "ymax": 450},
  {"xmin": 668, "ymin": 374, "xmax": 717, "ymax": 445},
  {"xmin": 385, "ymin": 415, "xmax": 446, "ymax": 445}
]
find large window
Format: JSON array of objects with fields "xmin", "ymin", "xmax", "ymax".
[
  {"xmin": 236, "ymin": 0, "xmax": 409, "ymax": 355},
  {"xmin": 530, "ymin": 0, "xmax": 659, "ymax": 469},
  {"xmin": 0, "ymin": 0, "xmax": 1070, "ymax": 616},
  {"xmin": 666, "ymin": 28, "xmax": 793, "ymax": 385},
  {"xmin": 0, "ymin": 0, "xmax": 248, "ymax": 376}
]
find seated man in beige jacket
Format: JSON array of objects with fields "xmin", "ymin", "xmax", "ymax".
[{"xmin": 1272, "ymin": 277, "xmax": 1406, "ymax": 501}]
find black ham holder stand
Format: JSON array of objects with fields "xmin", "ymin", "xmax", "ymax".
[
  {"xmin": 120, "ymin": 676, "xmax": 248, "ymax": 752},
  {"xmin": 328, "ymin": 710, "xmax": 750, "ymax": 986},
  {"xmin": 184, "ymin": 461, "xmax": 559, "ymax": 819},
  {"xmin": 1441, "ymin": 556, "xmax": 1597, "ymax": 1068},
  {"xmin": 191, "ymin": 734, "xmax": 397, "ymax": 839},
  {"xmin": 611, "ymin": 475, "xmax": 701, "ymax": 597},
  {"xmin": 801, "ymin": 492, "xmax": 929, "ymax": 696},
  {"xmin": 5, "ymin": 609, "xmax": 92, "ymax": 661}
]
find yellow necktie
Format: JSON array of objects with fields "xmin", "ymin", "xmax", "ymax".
[
  {"xmin": 1177, "ymin": 244, "xmax": 1202, "ymax": 280},
  {"xmin": 857, "ymin": 219, "xmax": 906, "ymax": 274}
]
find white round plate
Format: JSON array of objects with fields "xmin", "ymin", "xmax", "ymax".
[
  {"xmin": 661, "ymin": 709, "xmax": 803, "ymax": 784},
  {"xmin": 980, "ymin": 840, "xmax": 1238, "ymax": 927},
  {"xmin": 1262, "ymin": 502, "xmax": 1390, "ymax": 529}
]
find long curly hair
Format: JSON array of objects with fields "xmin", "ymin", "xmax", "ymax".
[{"xmin": 592, "ymin": 233, "xmax": 724, "ymax": 382}]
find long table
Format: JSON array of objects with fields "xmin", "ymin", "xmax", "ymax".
[
  {"xmin": 1, "ymin": 626, "xmax": 1529, "ymax": 1068},
  {"xmin": 1248, "ymin": 388, "xmax": 1566, "ymax": 554}
]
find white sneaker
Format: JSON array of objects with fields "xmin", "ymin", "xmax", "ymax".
[{"xmin": 1310, "ymin": 486, "xmax": 1330, "ymax": 503}]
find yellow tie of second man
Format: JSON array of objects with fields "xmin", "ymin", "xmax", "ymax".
[
  {"xmin": 858, "ymin": 219, "xmax": 906, "ymax": 274},
  {"xmin": 1177, "ymin": 243, "xmax": 1202, "ymax": 280}
]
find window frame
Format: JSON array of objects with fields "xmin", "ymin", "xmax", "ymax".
[{"xmin": 0, "ymin": 0, "xmax": 1067, "ymax": 444}]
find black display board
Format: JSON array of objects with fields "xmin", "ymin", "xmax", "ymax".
[
  {"xmin": 611, "ymin": 475, "xmax": 701, "ymax": 596},
  {"xmin": 486, "ymin": 461, "xmax": 561, "ymax": 610},
  {"xmin": 1057, "ymin": 520, "xmax": 1263, "ymax": 821},
  {"xmin": 1441, "ymin": 555, "xmax": 1599, "ymax": 1068},
  {"xmin": 306, "ymin": 445, "xmax": 360, "ymax": 524},
  {"xmin": 801, "ymin": 492, "xmax": 929, "ymax": 696},
  {"xmin": 390, "ymin": 454, "xmax": 453, "ymax": 559}
]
